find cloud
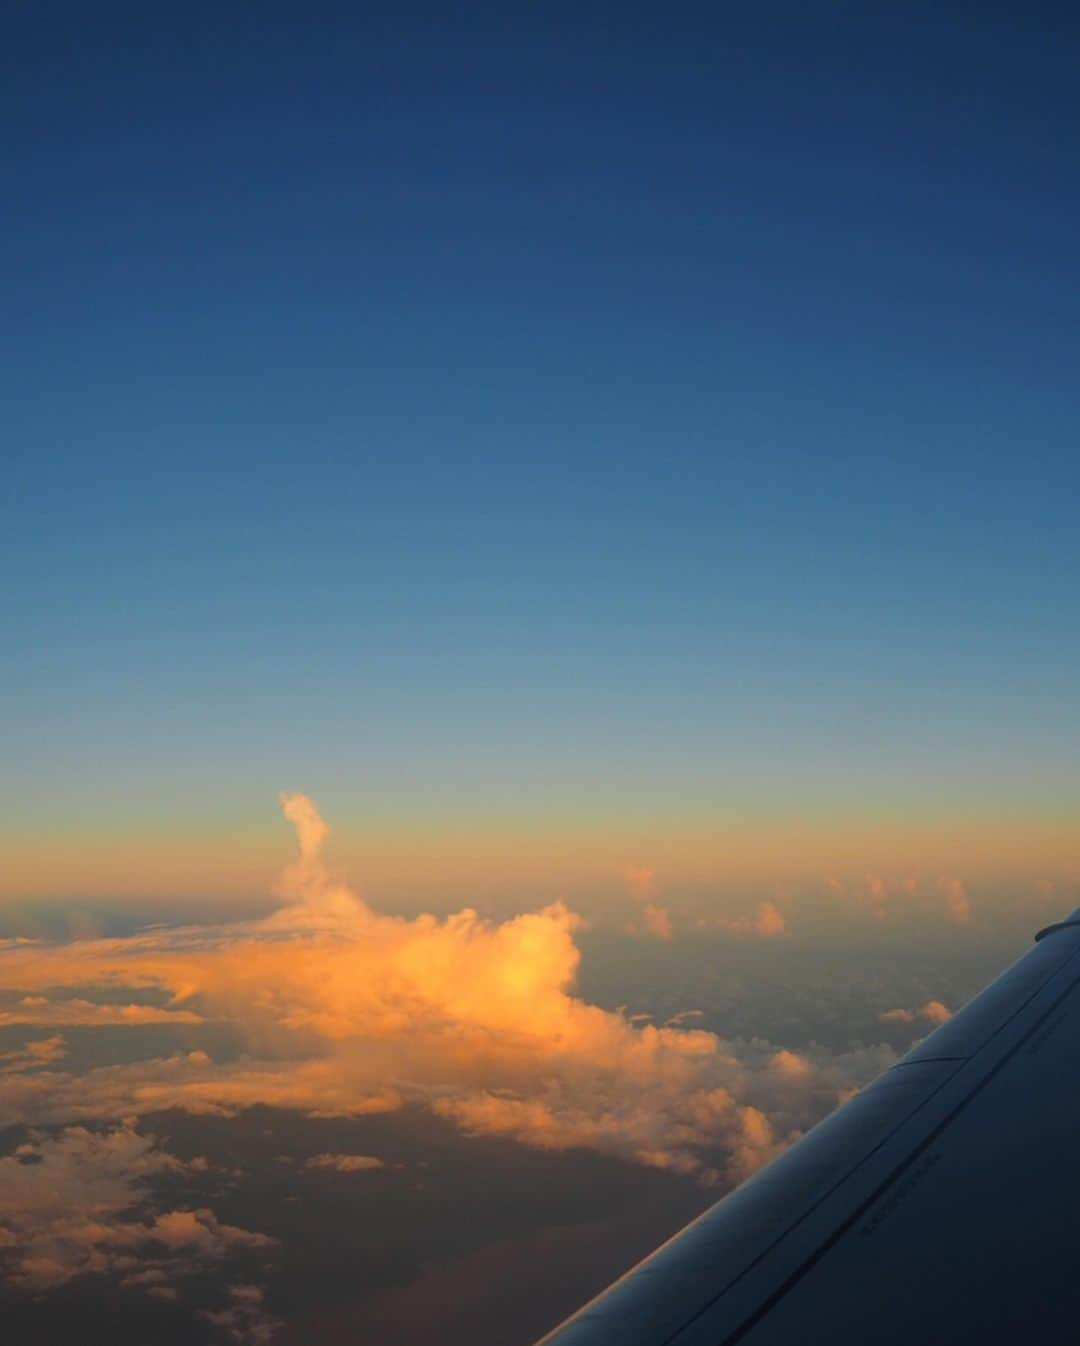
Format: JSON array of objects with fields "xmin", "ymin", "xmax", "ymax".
[
  {"xmin": 0, "ymin": 1050, "xmax": 402, "ymax": 1127},
  {"xmin": 202, "ymin": 1283, "xmax": 282, "ymax": 1346},
  {"xmin": 0, "ymin": 795, "xmax": 891, "ymax": 1189},
  {"xmin": 628, "ymin": 902, "xmax": 673, "ymax": 940},
  {"xmin": 623, "ymin": 865, "xmax": 673, "ymax": 938},
  {"xmin": 880, "ymin": 1000, "xmax": 952, "ymax": 1026},
  {"xmin": 819, "ymin": 873, "xmax": 980, "ymax": 930},
  {"xmin": 433, "ymin": 1036, "xmax": 895, "ymax": 1187},
  {"xmin": 768, "ymin": 1049, "xmax": 813, "ymax": 1079},
  {"xmin": 272, "ymin": 789, "xmax": 360, "ymax": 928},
  {"xmin": 0, "ymin": 1125, "xmax": 272, "ymax": 1293},
  {"xmin": 714, "ymin": 900, "xmax": 788, "ymax": 938},
  {"xmin": 0, "ymin": 998, "xmax": 203, "ymax": 1027},
  {"xmin": 0, "ymin": 1034, "xmax": 68, "ymax": 1073},
  {"xmin": 860, "ymin": 873, "xmax": 889, "ymax": 921},
  {"xmin": 623, "ymin": 866, "xmax": 657, "ymax": 901},
  {"xmin": 303, "ymin": 1152, "xmax": 385, "ymax": 1172},
  {"xmin": 943, "ymin": 877, "xmax": 973, "ymax": 924},
  {"xmin": 748, "ymin": 900, "xmax": 787, "ymax": 937}
]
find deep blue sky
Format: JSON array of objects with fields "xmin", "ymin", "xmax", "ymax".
[{"xmin": 4, "ymin": 3, "xmax": 1079, "ymax": 840}]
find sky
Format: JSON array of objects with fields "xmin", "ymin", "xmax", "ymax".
[
  {"xmin": 2, "ymin": 5, "xmax": 1080, "ymax": 1343},
  {"xmin": 5, "ymin": 1, "xmax": 1080, "ymax": 907}
]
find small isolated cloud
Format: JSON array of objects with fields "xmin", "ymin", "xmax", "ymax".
[
  {"xmin": 629, "ymin": 902, "xmax": 673, "ymax": 940},
  {"xmin": 847, "ymin": 873, "xmax": 921, "ymax": 921},
  {"xmin": 303, "ymin": 1153, "xmax": 385, "ymax": 1173},
  {"xmin": 623, "ymin": 866, "xmax": 672, "ymax": 939},
  {"xmin": 0, "ymin": 1035, "xmax": 67, "ymax": 1073},
  {"xmin": 880, "ymin": 1000, "xmax": 952, "ymax": 1027},
  {"xmin": 717, "ymin": 901, "xmax": 787, "ymax": 938},
  {"xmin": 623, "ymin": 866, "xmax": 657, "ymax": 901},
  {"xmin": 147, "ymin": 1208, "xmax": 273, "ymax": 1256},
  {"xmin": 942, "ymin": 878, "xmax": 973, "ymax": 924},
  {"xmin": 749, "ymin": 900, "xmax": 787, "ymax": 937},
  {"xmin": 860, "ymin": 873, "xmax": 889, "ymax": 921},
  {"xmin": 768, "ymin": 1049, "xmax": 813, "ymax": 1080}
]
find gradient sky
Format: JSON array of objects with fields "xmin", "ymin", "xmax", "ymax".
[{"xmin": 5, "ymin": 3, "xmax": 1079, "ymax": 902}]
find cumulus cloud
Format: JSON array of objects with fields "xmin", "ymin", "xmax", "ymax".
[
  {"xmin": 433, "ymin": 1090, "xmax": 768, "ymax": 1184},
  {"xmin": 880, "ymin": 1000, "xmax": 952, "ymax": 1026},
  {"xmin": 434, "ymin": 1041, "xmax": 895, "ymax": 1186},
  {"xmin": 768, "ymin": 1049, "xmax": 813, "ymax": 1079},
  {"xmin": 623, "ymin": 866, "xmax": 657, "ymax": 901},
  {"xmin": 822, "ymin": 873, "xmax": 978, "ymax": 928},
  {"xmin": 858, "ymin": 873, "xmax": 889, "ymax": 921},
  {"xmin": 742, "ymin": 900, "xmax": 787, "ymax": 937},
  {"xmin": 0, "ymin": 1034, "xmax": 68, "ymax": 1073},
  {"xmin": 303, "ymin": 1153, "xmax": 385, "ymax": 1172},
  {"xmin": 623, "ymin": 865, "xmax": 674, "ymax": 939},
  {"xmin": 630, "ymin": 902, "xmax": 673, "ymax": 940},
  {"xmin": 0, "ymin": 1125, "xmax": 272, "ymax": 1292},
  {"xmin": 0, "ymin": 795, "xmax": 891, "ymax": 1190},
  {"xmin": 712, "ymin": 900, "xmax": 788, "ymax": 938},
  {"xmin": 202, "ymin": 1282, "xmax": 282, "ymax": 1346},
  {"xmin": 942, "ymin": 877, "xmax": 973, "ymax": 924}
]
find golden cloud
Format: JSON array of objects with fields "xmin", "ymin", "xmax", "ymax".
[
  {"xmin": 879, "ymin": 999, "xmax": 952, "ymax": 1026},
  {"xmin": 0, "ymin": 795, "xmax": 891, "ymax": 1188},
  {"xmin": 0, "ymin": 998, "xmax": 203, "ymax": 1027}
]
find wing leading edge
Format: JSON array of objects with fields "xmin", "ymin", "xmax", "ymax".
[{"xmin": 537, "ymin": 907, "xmax": 1080, "ymax": 1345}]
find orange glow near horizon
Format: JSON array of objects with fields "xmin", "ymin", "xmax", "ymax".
[{"xmin": 2, "ymin": 808, "xmax": 1077, "ymax": 913}]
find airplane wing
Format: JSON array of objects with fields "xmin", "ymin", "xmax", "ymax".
[{"xmin": 537, "ymin": 908, "xmax": 1080, "ymax": 1345}]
